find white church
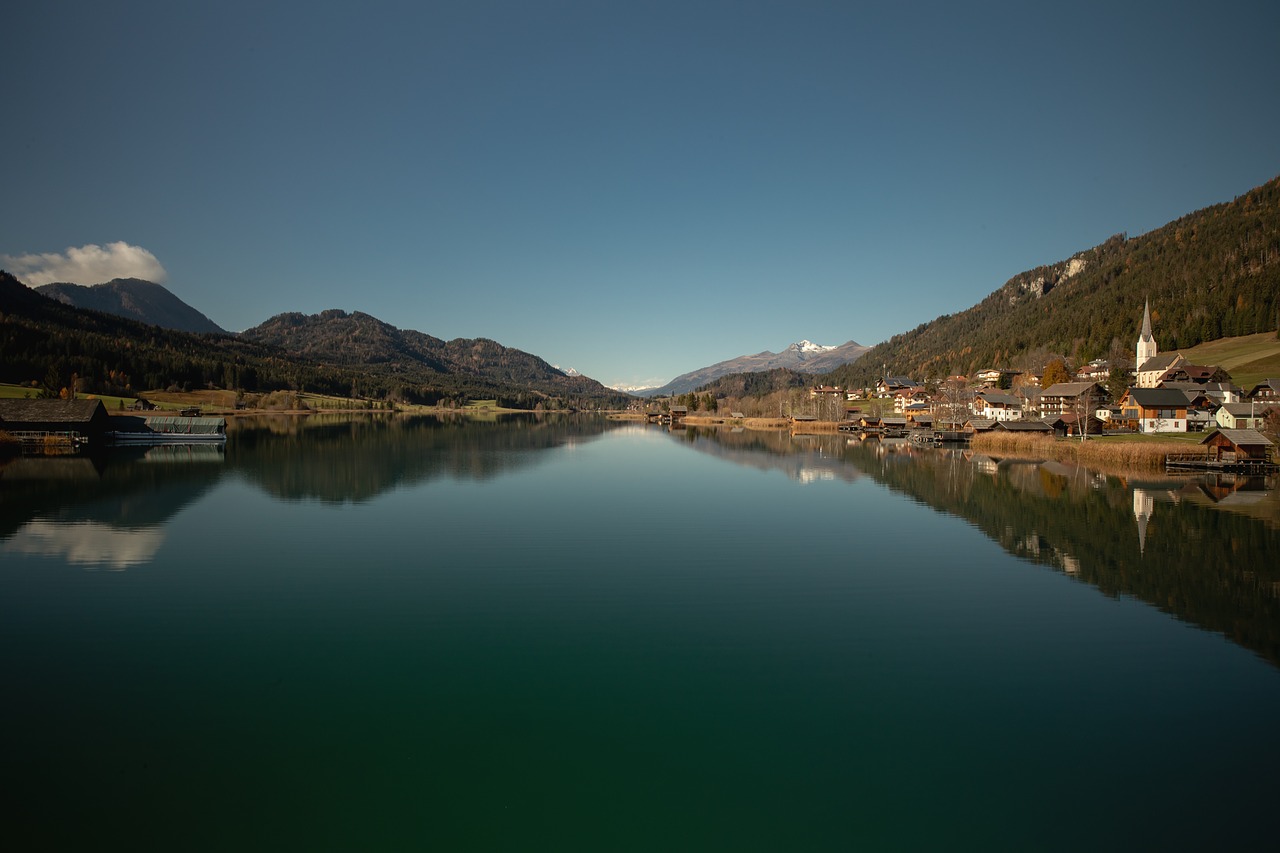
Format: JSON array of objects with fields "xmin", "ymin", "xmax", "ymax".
[{"xmin": 1134, "ymin": 300, "xmax": 1184, "ymax": 388}]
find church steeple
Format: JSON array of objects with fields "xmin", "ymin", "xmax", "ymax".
[{"xmin": 1136, "ymin": 299, "xmax": 1157, "ymax": 371}]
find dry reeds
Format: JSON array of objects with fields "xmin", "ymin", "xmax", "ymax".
[{"xmin": 971, "ymin": 432, "xmax": 1195, "ymax": 471}]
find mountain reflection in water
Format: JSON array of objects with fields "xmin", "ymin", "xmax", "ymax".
[
  {"xmin": 0, "ymin": 414, "xmax": 620, "ymax": 566},
  {"xmin": 2, "ymin": 415, "xmax": 1278, "ymax": 849},
  {"xmin": 677, "ymin": 427, "xmax": 1280, "ymax": 667}
]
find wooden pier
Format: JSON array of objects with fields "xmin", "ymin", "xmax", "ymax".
[{"xmin": 1165, "ymin": 453, "xmax": 1277, "ymax": 474}]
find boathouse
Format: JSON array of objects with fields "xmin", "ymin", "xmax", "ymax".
[
  {"xmin": 993, "ymin": 420, "xmax": 1055, "ymax": 435},
  {"xmin": 1200, "ymin": 429, "xmax": 1274, "ymax": 463},
  {"xmin": 0, "ymin": 399, "xmax": 112, "ymax": 447}
]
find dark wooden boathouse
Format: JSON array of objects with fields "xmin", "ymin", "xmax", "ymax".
[{"xmin": 0, "ymin": 399, "xmax": 112, "ymax": 451}]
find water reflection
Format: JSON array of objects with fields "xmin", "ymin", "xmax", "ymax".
[
  {"xmin": 676, "ymin": 426, "xmax": 862, "ymax": 485},
  {"xmin": 0, "ymin": 414, "xmax": 621, "ymax": 567},
  {"xmin": 670, "ymin": 428, "xmax": 1280, "ymax": 667},
  {"xmin": 3, "ymin": 519, "xmax": 165, "ymax": 569},
  {"xmin": 226, "ymin": 413, "xmax": 617, "ymax": 503}
]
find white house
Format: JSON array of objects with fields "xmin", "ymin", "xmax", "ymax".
[{"xmin": 971, "ymin": 391, "xmax": 1022, "ymax": 421}]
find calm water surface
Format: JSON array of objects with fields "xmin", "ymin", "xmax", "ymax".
[{"xmin": 2, "ymin": 415, "xmax": 1278, "ymax": 850}]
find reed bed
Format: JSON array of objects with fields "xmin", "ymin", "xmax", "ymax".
[
  {"xmin": 971, "ymin": 432, "xmax": 1195, "ymax": 471},
  {"xmin": 788, "ymin": 420, "xmax": 841, "ymax": 434}
]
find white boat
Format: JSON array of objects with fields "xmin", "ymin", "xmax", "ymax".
[{"xmin": 108, "ymin": 416, "xmax": 228, "ymax": 445}]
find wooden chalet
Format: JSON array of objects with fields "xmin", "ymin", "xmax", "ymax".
[
  {"xmin": 1246, "ymin": 379, "xmax": 1280, "ymax": 401},
  {"xmin": 1117, "ymin": 387, "xmax": 1189, "ymax": 433},
  {"xmin": 669, "ymin": 405, "xmax": 688, "ymax": 424},
  {"xmin": 1158, "ymin": 364, "xmax": 1231, "ymax": 385},
  {"xmin": 875, "ymin": 376, "xmax": 915, "ymax": 397}
]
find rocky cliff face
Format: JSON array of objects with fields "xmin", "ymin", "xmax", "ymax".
[{"xmin": 1006, "ymin": 254, "xmax": 1091, "ymax": 305}]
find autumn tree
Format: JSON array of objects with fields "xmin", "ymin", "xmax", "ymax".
[{"xmin": 1041, "ymin": 359, "xmax": 1071, "ymax": 388}]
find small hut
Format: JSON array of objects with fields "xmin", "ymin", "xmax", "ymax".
[{"xmin": 1200, "ymin": 429, "xmax": 1274, "ymax": 463}]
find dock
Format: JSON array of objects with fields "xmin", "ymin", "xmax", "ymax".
[{"xmin": 1165, "ymin": 453, "xmax": 1278, "ymax": 473}]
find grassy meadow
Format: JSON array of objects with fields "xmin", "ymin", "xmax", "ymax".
[{"xmin": 1179, "ymin": 331, "xmax": 1280, "ymax": 389}]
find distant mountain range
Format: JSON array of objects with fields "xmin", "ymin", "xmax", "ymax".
[
  {"xmin": 0, "ymin": 272, "xmax": 628, "ymax": 408},
  {"xmin": 643, "ymin": 339, "xmax": 870, "ymax": 397},
  {"xmin": 35, "ymin": 278, "xmax": 226, "ymax": 334}
]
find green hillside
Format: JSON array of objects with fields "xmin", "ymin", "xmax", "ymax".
[
  {"xmin": 825, "ymin": 175, "xmax": 1280, "ymax": 389},
  {"xmin": 1177, "ymin": 332, "xmax": 1280, "ymax": 389}
]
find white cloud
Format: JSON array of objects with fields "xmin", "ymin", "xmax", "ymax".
[{"xmin": 1, "ymin": 241, "xmax": 167, "ymax": 286}]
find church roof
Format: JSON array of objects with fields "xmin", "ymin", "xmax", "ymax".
[
  {"xmin": 1138, "ymin": 352, "xmax": 1183, "ymax": 373},
  {"xmin": 1139, "ymin": 299, "xmax": 1154, "ymax": 342}
]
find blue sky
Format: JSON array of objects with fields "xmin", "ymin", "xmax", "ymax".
[{"xmin": 3, "ymin": 1, "xmax": 1278, "ymax": 390}]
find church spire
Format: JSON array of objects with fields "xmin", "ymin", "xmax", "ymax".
[{"xmin": 1136, "ymin": 299, "xmax": 1157, "ymax": 372}]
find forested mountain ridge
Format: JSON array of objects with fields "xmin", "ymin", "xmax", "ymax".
[
  {"xmin": 35, "ymin": 278, "xmax": 226, "ymax": 334},
  {"xmin": 0, "ymin": 273, "xmax": 629, "ymax": 408},
  {"xmin": 241, "ymin": 309, "xmax": 609, "ymax": 392},
  {"xmin": 645, "ymin": 339, "xmax": 869, "ymax": 397},
  {"xmin": 825, "ymin": 175, "xmax": 1280, "ymax": 390},
  {"xmin": 692, "ymin": 367, "xmax": 812, "ymax": 399}
]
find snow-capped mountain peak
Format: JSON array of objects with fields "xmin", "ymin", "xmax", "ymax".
[{"xmin": 788, "ymin": 340, "xmax": 836, "ymax": 354}]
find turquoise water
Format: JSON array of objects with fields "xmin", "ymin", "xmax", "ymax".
[{"xmin": 2, "ymin": 417, "xmax": 1278, "ymax": 849}]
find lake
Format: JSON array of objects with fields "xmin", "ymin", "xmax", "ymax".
[{"xmin": 3, "ymin": 415, "xmax": 1279, "ymax": 850}]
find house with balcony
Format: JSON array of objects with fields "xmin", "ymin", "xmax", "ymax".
[
  {"xmin": 1118, "ymin": 388, "xmax": 1189, "ymax": 433},
  {"xmin": 875, "ymin": 376, "xmax": 916, "ymax": 397},
  {"xmin": 1247, "ymin": 379, "xmax": 1280, "ymax": 401},
  {"xmin": 1038, "ymin": 382, "xmax": 1108, "ymax": 420}
]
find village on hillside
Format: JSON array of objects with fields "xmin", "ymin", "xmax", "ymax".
[
  {"xmin": 799, "ymin": 302, "xmax": 1280, "ymax": 467},
  {"xmin": 649, "ymin": 302, "xmax": 1280, "ymax": 471}
]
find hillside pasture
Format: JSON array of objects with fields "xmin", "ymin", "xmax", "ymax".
[{"xmin": 1179, "ymin": 332, "xmax": 1280, "ymax": 389}]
